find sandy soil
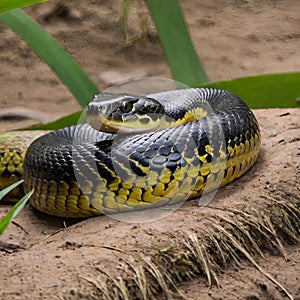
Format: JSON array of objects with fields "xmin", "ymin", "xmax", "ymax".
[{"xmin": 0, "ymin": 1, "xmax": 299, "ymax": 299}]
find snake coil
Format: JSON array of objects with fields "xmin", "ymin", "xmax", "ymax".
[{"xmin": 21, "ymin": 88, "xmax": 260, "ymax": 217}]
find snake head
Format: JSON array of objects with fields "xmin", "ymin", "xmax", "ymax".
[{"xmin": 87, "ymin": 93, "xmax": 166, "ymax": 133}]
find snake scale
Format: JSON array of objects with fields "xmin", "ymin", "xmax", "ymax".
[{"xmin": 0, "ymin": 88, "xmax": 260, "ymax": 218}]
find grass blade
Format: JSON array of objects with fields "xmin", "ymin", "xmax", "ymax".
[
  {"xmin": 0, "ymin": 189, "xmax": 33, "ymax": 235},
  {"xmin": 146, "ymin": 0, "xmax": 208, "ymax": 86},
  {"xmin": 28, "ymin": 111, "xmax": 83, "ymax": 130},
  {"xmin": 0, "ymin": 180, "xmax": 24, "ymax": 201},
  {"xmin": 0, "ymin": 0, "xmax": 47, "ymax": 14},
  {"xmin": 202, "ymin": 72, "xmax": 300, "ymax": 108},
  {"xmin": 0, "ymin": 9, "xmax": 99, "ymax": 108},
  {"xmin": 27, "ymin": 71, "xmax": 300, "ymax": 130}
]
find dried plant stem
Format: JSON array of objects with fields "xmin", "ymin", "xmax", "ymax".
[{"xmin": 80, "ymin": 193, "xmax": 299, "ymax": 300}]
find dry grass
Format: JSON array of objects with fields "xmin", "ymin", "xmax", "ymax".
[{"xmin": 72, "ymin": 189, "xmax": 299, "ymax": 300}]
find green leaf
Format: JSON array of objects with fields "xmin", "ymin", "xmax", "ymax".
[
  {"xmin": 0, "ymin": 9, "xmax": 99, "ymax": 108},
  {"xmin": 28, "ymin": 111, "xmax": 83, "ymax": 130},
  {"xmin": 0, "ymin": 180, "xmax": 24, "ymax": 201},
  {"xmin": 0, "ymin": 188, "xmax": 33, "ymax": 235},
  {"xmin": 146, "ymin": 0, "xmax": 208, "ymax": 86},
  {"xmin": 202, "ymin": 72, "xmax": 300, "ymax": 108},
  {"xmin": 26, "ymin": 72, "xmax": 300, "ymax": 131},
  {"xmin": 0, "ymin": 0, "xmax": 47, "ymax": 14}
]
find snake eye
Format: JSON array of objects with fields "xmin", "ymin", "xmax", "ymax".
[{"xmin": 120, "ymin": 100, "xmax": 133, "ymax": 113}]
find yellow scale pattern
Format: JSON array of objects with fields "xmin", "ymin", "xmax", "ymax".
[
  {"xmin": 24, "ymin": 131, "xmax": 260, "ymax": 218},
  {"xmin": 0, "ymin": 131, "xmax": 47, "ymax": 201}
]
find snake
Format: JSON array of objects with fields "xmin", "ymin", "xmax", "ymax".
[{"xmin": 0, "ymin": 88, "xmax": 260, "ymax": 218}]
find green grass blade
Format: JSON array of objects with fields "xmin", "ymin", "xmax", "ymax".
[
  {"xmin": 0, "ymin": 180, "xmax": 24, "ymax": 201},
  {"xmin": 0, "ymin": 9, "xmax": 99, "ymax": 108},
  {"xmin": 202, "ymin": 72, "xmax": 300, "ymax": 108},
  {"xmin": 28, "ymin": 111, "xmax": 83, "ymax": 130},
  {"xmin": 0, "ymin": 189, "xmax": 33, "ymax": 235},
  {"xmin": 25, "ymin": 71, "xmax": 300, "ymax": 131},
  {"xmin": 146, "ymin": 0, "xmax": 208, "ymax": 86},
  {"xmin": 0, "ymin": 0, "xmax": 47, "ymax": 14},
  {"xmin": 118, "ymin": 0, "xmax": 131, "ymax": 36}
]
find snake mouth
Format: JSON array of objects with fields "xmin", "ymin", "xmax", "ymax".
[{"xmin": 87, "ymin": 111, "xmax": 170, "ymax": 134}]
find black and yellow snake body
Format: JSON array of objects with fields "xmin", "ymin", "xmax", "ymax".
[{"xmin": 0, "ymin": 88, "xmax": 260, "ymax": 217}]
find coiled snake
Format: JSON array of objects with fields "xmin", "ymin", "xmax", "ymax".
[{"xmin": 0, "ymin": 88, "xmax": 260, "ymax": 218}]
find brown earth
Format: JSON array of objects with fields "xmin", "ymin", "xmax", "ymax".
[{"xmin": 0, "ymin": 1, "xmax": 299, "ymax": 299}]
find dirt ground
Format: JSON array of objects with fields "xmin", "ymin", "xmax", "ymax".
[{"xmin": 0, "ymin": 0, "xmax": 299, "ymax": 299}]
